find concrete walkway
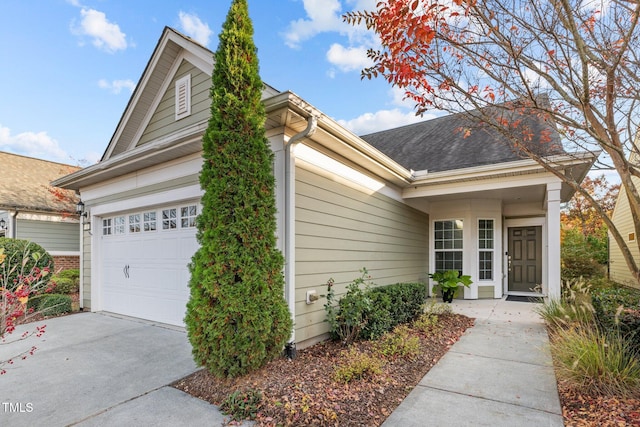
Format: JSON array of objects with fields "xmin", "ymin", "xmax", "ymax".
[{"xmin": 383, "ymin": 298, "xmax": 564, "ymax": 427}]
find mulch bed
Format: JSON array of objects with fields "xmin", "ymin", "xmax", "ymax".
[
  {"xmin": 558, "ymin": 379, "xmax": 640, "ymax": 426},
  {"xmin": 173, "ymin": 313, "xmax": 475, "ymax": 426}
]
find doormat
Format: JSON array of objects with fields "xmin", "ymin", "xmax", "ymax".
[{"xmin": 506, "ymin": 295, "xmax": 544, "ymax": 303}]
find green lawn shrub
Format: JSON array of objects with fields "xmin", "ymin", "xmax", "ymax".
[
  {"xmin": 220, "ymin": 389, "xmax": 262, "ymax": 422},
  {"xmin": 361, "ymin": 282, "xmax": 427, "ymax": 340},
  {"xmin": 49, "ymin": 269, "xmax": 80, "ymax": 294},
  {"xmin": 325, "ymin": 270, "xmax": 427, "ymax": 343},
  {"xmin": 374, "ymin": 325, "xmax": 420, "ymax": 359},
  {"xmin": 333, "ymin": 347, "xmax": 383, "ymax": 383},
  {"xmin": 592, "ymin": 286, "xmax": 640, "ymax": 354},
  {"xmin": 37, "ymin": 294, "xmax": 72, "ymax": 316}
]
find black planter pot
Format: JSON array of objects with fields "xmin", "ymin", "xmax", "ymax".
[{"xmin": 442, "ymin": 289, "xmax": 455, "ymax": 303}]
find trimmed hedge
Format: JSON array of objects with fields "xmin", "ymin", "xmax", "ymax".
[
  {"xmin": 592, "ymin": 286, "xmax": 640, "ymax": 354},
  {"xmin": 50, "ymin": 269, "xmax": 80, "ymax": 294},
  {"xmin": 0, "ymin": 238, "xmax": 54, "ymax": 289},
  {"xmin": 362, "ymin": 282, "xmax": 427, "ymax": 340},
  {"xmin": 37, "ymin": 294, "xmax": 72, "ymax": 316}
]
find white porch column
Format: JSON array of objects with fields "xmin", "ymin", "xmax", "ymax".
[{"xmin": 546, "ymin": 182, "xmax": 562, "ymax": 299}]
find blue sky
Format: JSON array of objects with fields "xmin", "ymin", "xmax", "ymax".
[{"xmin": 0, "ymin": 0, "xmax": 436, "ymax": 166}]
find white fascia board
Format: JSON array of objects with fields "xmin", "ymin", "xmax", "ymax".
[
  {"xmin": 52, "ymin": 130, "xmax": 204, "ymax": 189},
  {"xmin": 404, "ymin": 172, "xmax": 558, "ymax": 199},
  {"xmin": 264, "ymin": 91, "xmax": 413, "ymax": 184}
]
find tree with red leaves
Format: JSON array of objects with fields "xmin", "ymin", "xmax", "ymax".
[{"xmin": 345, "ymin": 0, "xmax": 640, "ymax": 284}]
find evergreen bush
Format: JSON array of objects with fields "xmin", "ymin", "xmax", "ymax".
[
  {"xmin": 185, "ymin": 0, "xmax": 292, "ymax": 378},
  {"xmin": 37, "ymin": 294, "xmax": 72, "ymax": 316}
]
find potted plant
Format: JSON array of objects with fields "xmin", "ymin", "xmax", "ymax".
[{"xmin": 429, "ymin": 270, "xmax": 473, "ymax": 303}]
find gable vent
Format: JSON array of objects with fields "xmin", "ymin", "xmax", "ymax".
[{"xmin": 175, "ymin": 74, "xmax": 191, "ymax": 120}]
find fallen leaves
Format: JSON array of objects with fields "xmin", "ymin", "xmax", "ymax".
[{"xmin": 173, "ymin": 314, "xmax": 474, "ymax": 426}]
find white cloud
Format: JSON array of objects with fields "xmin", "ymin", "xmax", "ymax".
[
  {"xmin": 326, "ymin": 43, "xmax": 372, "ymax": 72},
  {"xmin": 0, "ymin": 124, "xmax": 70, "ymax": 163},
  {"xmin": 338, "ymin": 109, "xmax": 435, "ymax": 135},
  {"xmin": 283, "ymin": 0, "xmax": 377, "ymax": 48},
  {"xmin": 284, "ymin": 0, "xmax": 343, "ymax": 48},
  {"xmin": 71, "ymin": 8, "xmax": 128, "ymax": 53},
  {"xmin": 178, "ymin": 11, "xmax": 212, "ymax": 47},
  {"xmin": 98, "ymin": 79, "xmax": 136, "ymax": 94}
]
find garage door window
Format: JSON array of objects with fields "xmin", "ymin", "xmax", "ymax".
[
  {"xmin": 144, "ymin": 211, "xmax": 157, "ymax": 231},
  {"xmin": 162, "ymin": 208, "xmax": 177, "ymax": 230},
  {"xmin": 103, "ymin": 218, "xmax": 112, "ymax": 235},
  {"xmin": 129, "ymin": 214, "xmax": 141, "ymax": 233},
  {"xmin": 181, "ymin": 205, "xmax": 197, "ymax": 228},
  {"xmin": 114, "ymin": 216, "xmax": 126, "ymax": 235}
]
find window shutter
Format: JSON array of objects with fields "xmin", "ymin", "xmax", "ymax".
[{"xmin": 175, "ymin": 74, "xmax": 191, "ymax": 120}]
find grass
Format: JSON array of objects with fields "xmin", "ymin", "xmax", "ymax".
[
  {"xmin": 541, "ymin": 277, "xmax": 640, "ymax": 399},
  {"xmin": 551, "ymin": 326, "xmax": 640, "ymax": 398}
]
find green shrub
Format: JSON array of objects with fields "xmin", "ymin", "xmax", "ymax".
[
  {"xmin": 423, "ymin": 298, "xmax": 453, "ymax": 316},
  {"xmin": 561, "ymin": 228, "xmax": 606, "ymax": 279},
  {"xmin": 0, "ymin": 238, "xmax": 54, "ymax": 290},
  {"xmin": 37, "ymin": 294, "xmax": 72, "ymax": 316},
  {"xmin": 324, "ymin": 271, "xmax": 372, "ymax": 345},
  {"xmin": 374, "ymin": 325, "xmax": 420, "ymax": 359},
  {"xmin": 362, "ymin": 282, "xmax": 427, "ymax": 340},
  {"xmin": 54, "ymin": 269, "xmax": 80, "ymax": 281},
  {"xmin": 333, "ymin": 347, "xmax": 384, "ymax": 383},
  {"xmin": 220, "ymin": 389, "xmax": 262, "ymax": 422},
  {"xmin": 414, "ymin": 312, "xmax": 441, "ymax": 333},
  {"xmin": 325, "ymin": 271, "xmax": 427, "ymax": 343},
  {"xmin": 50, "ymin": 277, "xmax": 78, "ymax": 294},
  {"xmin": 591, "ymin": 286, "xmax": 640, "ymax": 354},
  {"xmin": 551, "ymin": 327, "xmax": 640, "ymax": 398}
]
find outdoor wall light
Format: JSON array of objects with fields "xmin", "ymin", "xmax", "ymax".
[
  {"xmin": 76, "ymin": 200, "xmax": 87, "ymax": 217},
  {"xmin": 0, "ymin": 218, "xmax": 6, "ymax": 230}
]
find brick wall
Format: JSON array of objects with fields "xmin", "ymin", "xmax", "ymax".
[{"xmin": 53, "ymin": 255, "xmax": 80, "ymax": 272}]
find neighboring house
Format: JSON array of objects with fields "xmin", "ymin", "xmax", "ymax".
[
  {"xmin": 0, "ymin": 151, "xmax": 81, "ymax": 271},
  {"xmin": 53, "ymin": 27, "xmax": 595, "ymax": 348},
  {"xmin": 608, "ymin": 174, "xmax": 640, "ymax": 289}
]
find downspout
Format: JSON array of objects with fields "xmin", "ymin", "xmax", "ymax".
[
  {"xmin": 10, "ymin": 211, "xmax": 18, "ymax": 239},
  {"xmin": 283, "ymin": 115, "xmax": 318, "ymax": 357}
]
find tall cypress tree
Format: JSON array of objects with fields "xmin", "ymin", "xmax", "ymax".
[{"xmin": 185, "ymin": 0, "xmax": 292, "ymax": 378}]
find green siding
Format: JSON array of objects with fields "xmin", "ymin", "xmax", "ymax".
[
  {"xmin": 294, "ymin": 166, "xmax": 429, "ymax": 346},
  {"xmin": 138, "ymin": 60, "xmax": 210, "ymax": 146},
  {"xmin": 16, "ymin": 219, "xmax": 79, "ymax": 252},
  {"xmin": 478, "ymin": 285, "xmax": 495, "ymax": 299}
]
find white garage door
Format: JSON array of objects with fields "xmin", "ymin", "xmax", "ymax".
[{"xmin": 100, "ymin": 204, "xmax": 199, "ymax": 326}]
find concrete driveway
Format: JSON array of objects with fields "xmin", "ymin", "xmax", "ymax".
[{"xmin": 0, "ymin": 312, "xmax": 234, "ymax": 426}]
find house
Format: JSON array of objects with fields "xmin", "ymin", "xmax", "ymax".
[
  {"xmin": 52, "ymin": 27, "xmax": 595, "ymax": 348},
  {"xmin": 0, "ymin": 151, "xmax": 81, "ymax": 271},
  {"xmin": 608, "ymin": 174, "xmax": 640, "ymax": 289}
]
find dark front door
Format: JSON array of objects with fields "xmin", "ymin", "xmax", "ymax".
[{"xmin": 508, "ymin": 226, "xmax": 542, "ymax": 293}]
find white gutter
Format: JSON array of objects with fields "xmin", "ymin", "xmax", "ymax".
[{"xmin": 283, "ymin": 115, "xmax": 318, "ymax": 350}]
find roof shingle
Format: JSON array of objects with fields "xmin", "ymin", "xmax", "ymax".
[{"xmin": 0, "ymin": 152, "xmax": 80, "ymax": 214}]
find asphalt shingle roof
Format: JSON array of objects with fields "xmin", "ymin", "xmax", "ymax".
[
  {"xmin": 0, "ymin": 152, "xmax": 80, "ymax": 214},
  {"xmin": 360, "ymin": 106, "xmax": 565, "ymax": 173}
]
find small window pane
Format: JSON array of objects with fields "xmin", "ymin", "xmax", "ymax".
[
  {"xmin": 479, "ymin": 252, "xmax": 493, "ymax": 280},
  {"xmin": 162, "ymin": 209, "xmax": 177, "ymax": 230},
  {"xmin": 129, "ymin": 214, "xmax": 141, "ymax": 233},
  {"xmin": 102, "ymin": 218, "xmax": 112, "ymax": 236},
  {"xmin": 113, "ymin": 216, "xmax": 126, "ymax": 235},
  {"xmin": 180, "ymin": 205, "xmax": 197, "ymax": 228},
  {"xmin": 144, "ymin": 211, "xmax": 157, "ymax": 232}
]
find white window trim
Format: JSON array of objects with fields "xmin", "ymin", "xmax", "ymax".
[
  {"xmin": 433, "ymin": 218, "xmax": 464, "ymax": 273},
  {"xmin": 175, "ymin": 74, "xmax": 191, "ymax": 120},
  {"xmin": 478, "ymin": 218, "xmax": 495, "ymax": 281}
]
